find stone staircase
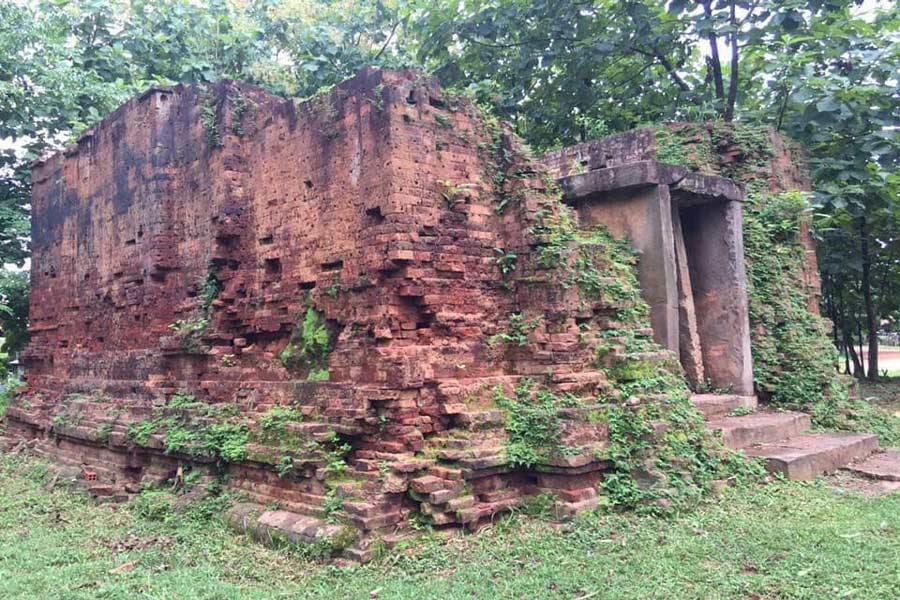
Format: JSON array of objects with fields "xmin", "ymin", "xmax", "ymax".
[{"xmin": 693, "ymin": 393, "xmax": 895, "ymax": 481}]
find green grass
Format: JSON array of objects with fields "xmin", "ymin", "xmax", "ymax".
[{"xmin": 1, "ymin": 454, "xmax": 900, "ymax": 598}]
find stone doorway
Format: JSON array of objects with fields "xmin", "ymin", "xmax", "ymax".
[
  {"xmin": 548, "ymin": 159, "xmax": 754, "ymax": 395},
  {"xmin": 673, "ymin": 189, "xmax": 753, "ymax": 395}
]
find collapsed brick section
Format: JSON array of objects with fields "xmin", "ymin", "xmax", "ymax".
[{"xmin": 5, "ymin": 69, "xmax": 679, "ymax": 558}]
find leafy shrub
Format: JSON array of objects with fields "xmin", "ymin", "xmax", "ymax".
[
  {"xmin": 204, "ymin": 422, "xmax": 250, "ymax": 462},
  {"xmin": 488, "ymin": 313, "xmax": 540, "ymax": 347},
  {"xmin": 280, "ymin": 307, "xmax": 332, "ymax": 380}
]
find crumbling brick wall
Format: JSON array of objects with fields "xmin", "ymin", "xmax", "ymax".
[{"xmin": 8, "ymin": 69, "xmax": 675, "ymax": 556}]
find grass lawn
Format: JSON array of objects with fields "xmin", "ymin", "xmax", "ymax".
[{"xmin": 1, "ymin": 454, "xmax": 899, "ymax": 599}]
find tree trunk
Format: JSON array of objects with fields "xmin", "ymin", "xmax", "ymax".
[
  {"xmin": 859, "ymin": 216, "xmax": 879, "ymax": 379},
  {"xmin": 858, "ymin": 320, "xmax": 865, "ymax": 377},
  {"xmin": 844, "ymin": 325, "xmax": 864, "ymax": 377},
  {"xmin": 724, "ymin": 0, "xmax": 739, "ymax": 121},
  {"xmin": 837, "ymin": 284, "xmax": 851, "ymax": 374},
  {"xmin": 702, "ymin": 0, "xmax": 725, "ymax": 99}
]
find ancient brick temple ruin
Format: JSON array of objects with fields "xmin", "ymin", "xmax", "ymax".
[{"xmin": 4, "ymin": 69, "xmax": 882, "ymax": 560}]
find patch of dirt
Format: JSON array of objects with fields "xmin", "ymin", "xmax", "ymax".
[
  {"xmin": 825, "ymin": 470, "xmax": 900, "ymax": 497},
  {"xmin": 858, "ymin": 378, "xmax": 900, "ymax": 413},
  {"xmin": 103, "ymin": 532, "xmax": 175, "ymax": 554}
]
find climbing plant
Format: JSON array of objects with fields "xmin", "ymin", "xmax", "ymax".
[
  {"xmin": 280, "ymin": 307, "xmax": 332, "ymax": 381},
  {"xmin": 743, "ymin": 189, "xmax": 844, "ymax": 406},
  {"xmin": 492, "ymin": 381, "xmax": 578, "ymax": 468},
  {"xmin": 479, "ymin": 134, "xmax": 762, "ymax": 513}
]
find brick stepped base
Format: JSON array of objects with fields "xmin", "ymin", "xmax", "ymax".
[
  {"xmin": 226, "ymin": 504, "xmax": 351, "ymax": 550},
  {"xmin": 693, "ymin": 394, "xmax": 879, "ymax": 481}
]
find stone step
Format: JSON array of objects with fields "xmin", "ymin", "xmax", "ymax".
[
  {"xmin": 745, "ymin": 432, "xmax": 879, "ymax": 481},
  {"xmin": 226, "ymin": 503, "xmax": 347, "ymax": 548},
  {"xmin": 708, "ymin": 411, "xmax": 811, "ymax": 449},
  {"xmin": 842, "ymin": 450, "xmax": 900, "ymax": 482},
  {"xmin": 691, "ymin": 393, "xmax": 758, "ymax": 419}
]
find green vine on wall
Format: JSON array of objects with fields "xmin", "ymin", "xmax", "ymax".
[
  {"xmin": 230, "ymin": 88, "xmax": 248, "ymax": 136},
  {"xmin": 280, "ymin": 307, "xmax": 332, "ymax": 381},
  {"xmin": 743, "ymin": 189, "xmax": 842, "ymax": 406},
  {"xmin": 482, "ymin": 140, "xmax": 760, "ymax": 511},
  {"xmin": 492, "ymin": 380, "xmax": 580, "ymax": 468},
  {"xmin": 200, "ymin": 86, "xmax": 223, "ymax": 148}
]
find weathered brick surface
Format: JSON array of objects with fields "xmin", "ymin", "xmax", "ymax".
[{"xmin": 6, "ymin": 69, "xmax": 640, "ymax": 551}]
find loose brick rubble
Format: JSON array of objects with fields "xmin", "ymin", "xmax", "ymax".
[{"xmin": 5, "ymin": 69, "xmax": 674, "ymax": 560}]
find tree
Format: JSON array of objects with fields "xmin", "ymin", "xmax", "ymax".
[
  {"xmin": 412, "ymin": 0, "xmax": 868, "ymax": 150},
  {"xmin": 744, "ymin": 6, "xmax": 900, "ymax": 379},
  {"xmin": 0, "ymin": 269, "xmax": 29, "ymax": 369}
]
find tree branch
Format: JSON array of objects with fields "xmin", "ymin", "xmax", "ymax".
[
  {"xmin": 630, "ymin": 45, "xmax": 691, "ymax": 92},
  {"xmin": 373, "ymin": 19, "xmax": 401, "ymax": 61}
]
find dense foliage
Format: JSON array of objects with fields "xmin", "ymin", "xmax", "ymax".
[
  {"xmin": 0, "ymin": 0, "xmax": 897, "ymax": 377},
  {"xmin": 743, "ymin": 190, "xmax": 842, "ymax": 405},
  {"xmin": 736, "ymin": 5, "xmax": 899, "ymax": 379}
]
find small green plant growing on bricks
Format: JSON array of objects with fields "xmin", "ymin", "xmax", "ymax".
[
  {"xmin": 276, "ymin": 455, "xmax": 294, "ymax": 479},
  {"xmin": 168, "ymin": 317, "xmax": 210, "ymax": 354},
  {"xmin": 203, "ymin": 422, "xmax": 250, "ymax": 463},
  {"xmin": 280, "ymin": 307, "xmax": 332, "ymax": 381},
  {"xmin": 127, "ymin": 419, "xmax": 159, "ymax": 446},
  {"xmin": 229, "ymin": 88, "xmax": 248, "ymax": 136},
  {"xmin": 438, "ymin": 180, "xmax": 476, "ymax": 209},
  {"xmin": 124, "ymin": 395, "xmax": 251, "ymax": 464},
  {"xmin": 492, "ymin": 381, "xmax": 579, "ymax": 469},
  {"xmin": 200, "ymin": 86, "xmax": 222, "ymax": 148},
  {"xmin": 166, "ymin": 263, "xmax": 220, "ymax": 354},
  {"xmin": 259, "ymin": 405, "xmax": 304, "ymax": 434},
  {"xmin": 434, "ymin": 113, "xmax": 452, "ymax": 129},
  {"xmin": 488, "ymin": 313, "xmax": 541, "ymax": 347},
  {"xmin": 199, "ymin": 263, "xmax": 221, "ymax": 314},
  {"xmin": 493, "ymin": 248, "xmax": 517, "ymax": 276}
]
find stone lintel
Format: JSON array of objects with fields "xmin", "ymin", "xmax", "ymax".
[
  {"xmin": 672, "ymin": 172, "xmax": 745, "ymax": 206},
  {"xmin": 557, "ymin": 160, "xmax": 744, "ymax": 205}
]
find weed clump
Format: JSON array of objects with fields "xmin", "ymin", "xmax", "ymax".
[{"xmin": 280, "ymin": 307, "xmax": 332, "ymax": 381}]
